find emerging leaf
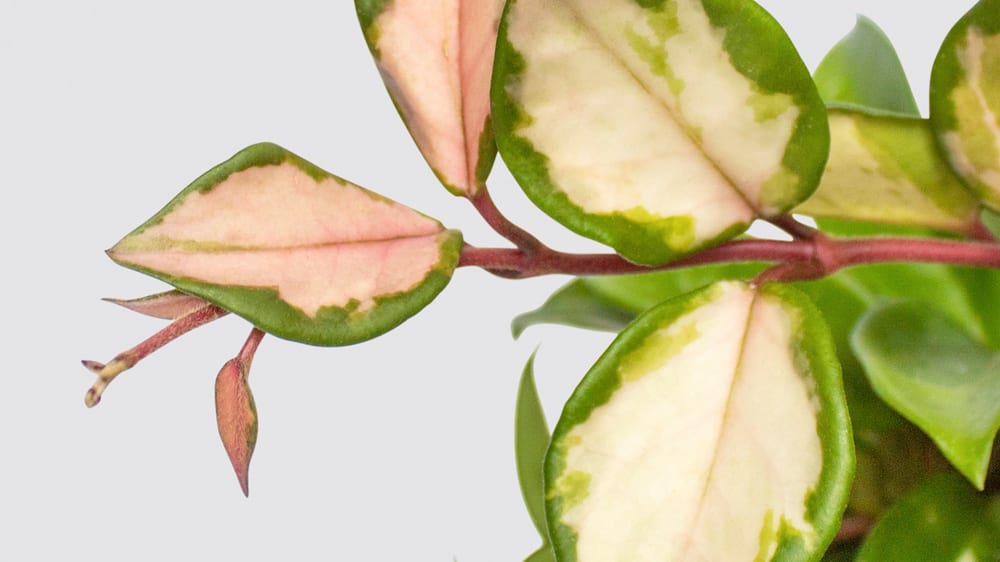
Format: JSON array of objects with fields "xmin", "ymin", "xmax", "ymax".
[
  {"xmin": 855, "ymin": 473, "xmax": 1000, "ymax": 562},
  {"xmin": 813, "ymin": 15, "xmax": 920, "ymax": 118},
  {"xmin": 215, "ymin": 328, "xmax": 265, "ymax": 497},
  {"xmin": 356, "ymin": 0, "xmax": 505, "ymax": 196},
  {"xmin": 104, "ymin": 290, "xmax": 212, "ymax": 320},
  {"xmin": 545, "ymin": 281, "xmax": 853, "ymax": 562},
  {"xmin": 930, "ymin": 0, "xmax": 1000, "ymax": 211},
  {"xmin": 108, "ymin": 143, "xmax": 463, "ymax": 346},
  {"xmin": 851, "ymin": 302, "xmax": 1000, "ymax": 489},
  {"xmin": 795, "ymin": 110, "xmax": 980, "ymax": 235},
  {"xmin": 492, "ymin": 0, "xmax": 829, "ymax": 265}
]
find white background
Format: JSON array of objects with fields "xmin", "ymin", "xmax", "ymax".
[{"xmin": 0, "ymin": 1, "xmax": 977, "ymax": 560}]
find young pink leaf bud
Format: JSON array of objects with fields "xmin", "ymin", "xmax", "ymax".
[{"xmin": 215, "ymin": 328, "xmax": 265, "ymax": 497}]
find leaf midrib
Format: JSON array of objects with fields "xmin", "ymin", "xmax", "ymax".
[{"xmin": 549, "ymin": 0, "xmax": 758, "ymax": 214}]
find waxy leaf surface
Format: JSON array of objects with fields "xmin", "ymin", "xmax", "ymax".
[
  {"xmin": 855, "ymin": 473, "xmax": 1000, "ymax": 562},
  {"xmin": 795, "ymin": 110, "xmax": 980, "ymax": 234},
  {"xmin": 109, "ymin": 143, "xmax": 462, "ymax": 346},
  {"xmin": 545, "ymin": 281, "xmax": 852, "ymax": 562},
  {"xmin": 356, "ymin": 0, "xmax": 504, "ymax": 196},
  {"xmin": 813, "ymin": 16, "xmax": 920, "ymax": 118},
  {"xmin": 492, "ymin": 0, "xmax": 829, "ymax": 265},
  {"xmin": 851, "ymin": 302, "xmax": 1000, "ymax": 489},
  {"xmin": 931, "ymin": 0, "xmax": 1000, "ymax": 211},
  {"xmin": 515, "ymin": 354, "xmax": 556, "ymax": 562}
]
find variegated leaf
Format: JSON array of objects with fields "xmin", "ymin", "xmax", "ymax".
[
  {"xmin": 108, "ymin": 143, "xmax": 463, "ymax": 346},
  {"xmin": 492, "ymin": 0, "xmax": 829, "ymax": 265},
  {"xmin": 930, "ymin": 0, "xmax": 1000, "ymax": 211},
  {"xmin": 356, "ymin": 0, "xmax": 505, "ymax": 196},
  {"xmin": 796, "ymin": 110, "xmax": 980, "ymax": 234},
  {"xmin": 545, "ymin": 281, "xmax": 853, "ymax": 562},
  {"xmin": 104, "ymin": 290, "xmax": 212, "ymax": 320}
]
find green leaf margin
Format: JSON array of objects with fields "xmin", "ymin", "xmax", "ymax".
[
  {"xmin": 491, "ymin": 0, "xmax": 829, "ymax": 265},
  {"xmin": 111, "ymin": 143, "xmax": 463, "ymax": 347},
  {"xmin": 543, "ymin": 282, "xmax": 854, "ymax": 562}
]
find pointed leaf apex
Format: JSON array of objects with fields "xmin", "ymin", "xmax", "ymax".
[{"xmin": 215, "ymin": 329, "xmax": 264, "ymax": 497}]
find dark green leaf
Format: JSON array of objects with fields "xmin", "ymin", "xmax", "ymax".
[
  {"xmin": 515, "ymin": 352, "xmax": 551, "ymax": 538},
  {"xmin": 852, "ymin": 302, "xmax": 1000, "ymax": 488},
  {"xmin": 856, "ymin": 473, "xmax": 1000, "ymax": 562},
  {"xmin": 814, "ymin": 15, "xmax": 920, "ymax": 117}
]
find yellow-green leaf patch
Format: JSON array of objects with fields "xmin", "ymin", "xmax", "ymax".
[
  {"xmin": 545, "ymin": 281, "xmax": 853, "ymax": 562},
  {"xmin": 109, "ymin": 143, "xmax": 462, "ymax": 346},
  {"xmin": 356, "ymin": 0, "xmax": 504, "ymax": 196},
  {"xmin": 931, "ymin": 0, "xmax": 1000, "ymax": 211},
  {"xmin": 796, "ymin": 110, "xmax": 980, "ymax": 234},
  {"xmin": 493, "ymin": 0, "xmax": 829, "ymax": 265}
]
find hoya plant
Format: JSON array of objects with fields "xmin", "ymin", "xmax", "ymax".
[{"xmin": 82, "ymin": 0, "xmax": 1000, "ymax": 560}]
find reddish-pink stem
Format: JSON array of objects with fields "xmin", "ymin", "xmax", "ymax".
[
  {"xmin": 237, "ymin": 328, "xmax": 266, "ymax": 371},
  {"xmin": 460, "ymin": 236, "xmax": 1000, "ymax": 281},
  {"xmin": 82, "ymin": 304, "xmax": 229, "ymax": 406},
  {"xmin": 470, "ymin": 189, "xmax": 548, "ymax": 255}
]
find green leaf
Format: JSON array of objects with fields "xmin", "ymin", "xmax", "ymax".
[
  {"xmin": 524, "ymin": 545, "xmax": 557, "ymax": 562},
  {"xmin": 515, "ymin": 352, "xmax": 551, "ymax": 540},
  {"xmin": 355, "ymin": 0, "xmax": 504, "ymax": 196},
  {"xmin": 851, "ymin": 302, "xmax": 1000, "ymax": 489},
  {"xmin": 795, "ymin": 109, "xmax": 980, "ymax": 235},
  {"xmin": 512, "ymin": 262, "xmax": 765, "ymax": 337},
  {"xmin": 545, "ymin": 281, "xmax": 853, "ymax": 561},
  {"xmin": 108, "ymin": 143, "xmax": 462, "ymax": 346},
  {"xmin": 930, "ymin": 0, "xmax": 1000, "ymax": 211},
  {"xmin": 492, "ymin": 0, "xmax": 829, "ymax": 265},
  {"xmin": 813, "ymin": 15, "xmax": 920, "ymax": 117},
  {"xmin": 855, "ymin": 473, "xmax": 1000, "ymax": 562}
]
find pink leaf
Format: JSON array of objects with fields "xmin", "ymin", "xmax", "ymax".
[
  {"xmin": 358, "ymin": 0, "xmax": 506, "ymax": 196},
  {"xmin": 107, "ymin": 144, "xmax": 463, "ymax": 346},
  {"xmin": 215, "ymin": 329, "xmax": 265, "ymax": 497}
]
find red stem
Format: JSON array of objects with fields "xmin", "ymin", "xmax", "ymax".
[
  {"xmin": 459, "ymin": 236, "xmax": 1000, "ymax": 280},
  {"xmin": 470, "ymin": 189, "xmax": 548, "ymax": 255}
]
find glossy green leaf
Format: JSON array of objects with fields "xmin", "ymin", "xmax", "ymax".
[
  {"xmin": 852, "ymin": 302, "xmax": 1000, "ymax": 489},
  {"xmin": 795, "ymin": 109, "xmax": 980, "ymax": 235},
  {"xmin": 512, "ymin": 262, "xmax": 765, "ymax": 337},
  {"xmin": 525, "ymin": 545, "xmax": 557, "ymax": 562},
  {"xmin": 109, "ymin": 143, "xmax": 463, "ymax": 346},
  {"xmin": 813, "ymin": 15, "xmax": 920, "ymax": 117},
  {"xmin": 492, "ymin": 0, "xmax": 829, "ymax": 265},
  {"xmin": 515, "ymin": 352, "xmax": 551, "ymax": 540},
  {"xmin": 930, "ymin": 0, "xmax": 1000, "ymax": 211},
  {"xmin": 855, "ymin": 473, "xmax": 1000, "ymax": 562},
  {"xmin": 545, "ymin": 281, "xmax": 853, "ymax": 562},
  {"xmin": 356, "ymin": 0, "xmax": 504, "ymax": 196}
]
